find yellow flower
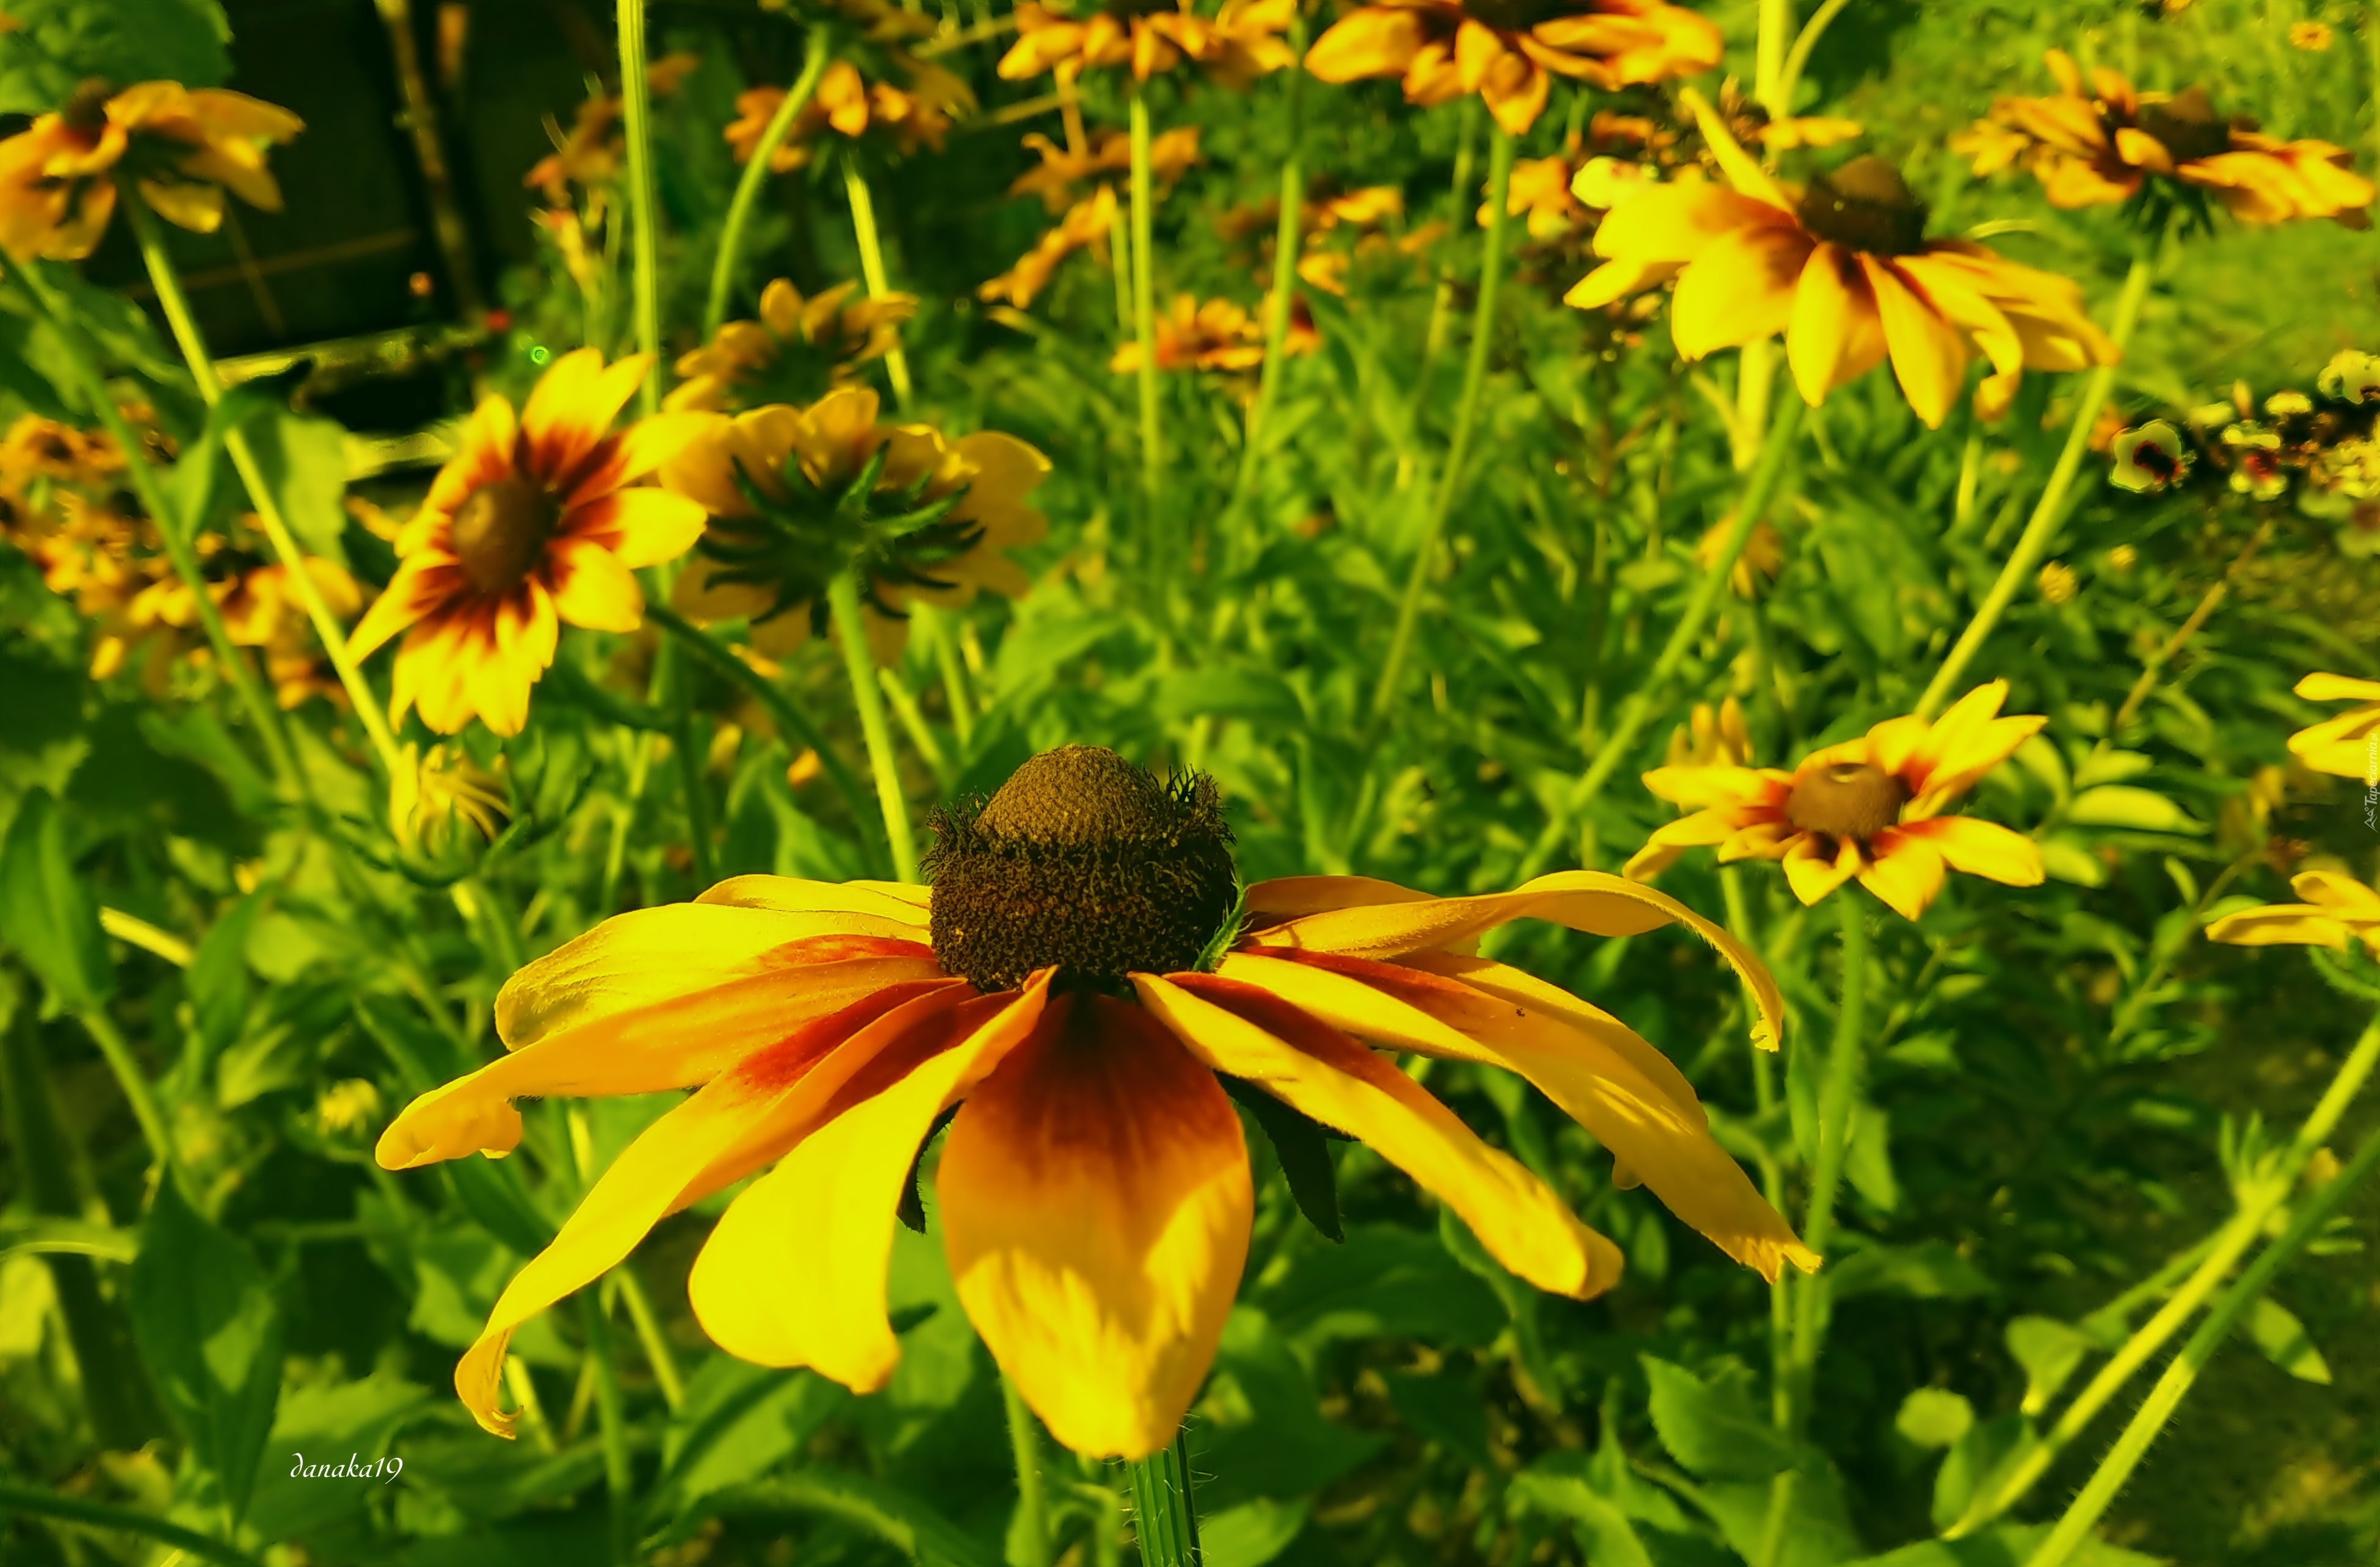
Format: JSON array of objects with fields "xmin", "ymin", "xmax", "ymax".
[
  {"xmin": 1000, "ymin": 0, "xmax": 1296, "ymax": 87},
  {"xmin": 1628, "ymin": 697, "xmax": 1754, "ymax": 883},
  {"xmin": 1568, "ymin": 92, "xmax": 2120, "ymax": 429},
  {"xmin": 725, "ymin": 56, "xmax": 974, "ymax": 171},
  {"xmin": 390, "ymin": 742, "xmax": 511, "ymax": 855},
  {"xmin": 1304, "ymin": 0, "xmax": 1719, "ymax": 137},
  {"xmin": 2208, "ymin": 869, "xmax": 2380, "ymax": 953},
  {"xmin": 1007, "ymin": 126, "xmax": 1203, "ymax": 215},
  {"xmin": 1696, "ymin": 514, "xmax": 1783, "ymax": 598},
  {"xmin": 2288, "ymin": 21, "xmax": 2333, "ymax": 51},
  {"xmin": 524, "ymin": 52, "xmax": 702, "ymax": 203},
  {"xmin": 980, "ymin": 186, "xmax": 1120, "ymax": 308},
  {"xmin": 2287, "ymin": 672, "xmax": 2380, "ymax": 780},
  {"xmin": 1625, "ymin": 681, "xmax": 2046, "ymax": 921},
  {"xmin": 1950, "ymin": 51, "xmax": 2374, "ymax": 225},
  {"xmin": 346, "ymin": 349, "xmax": 711, "ymax": 736},
  {"xmin": 2037, "ymin": 559, "xmax": 2078, "ymax": 604},
  {"xmin": 0, "ymin": 79, "xmax": 302, "ymax": 260},
  {"xmin": 1110, "ymin": 292, "xmax": 1318, "ymax": 373},
  {"xmin": 659, "ymin": 387, "xmax": 1048, "ymax": 663},
  {"xmin": 667, "ymin": 280, "xmax": 916, "ymax": 414},
  {"xmin": 1486, "ymin": 150, "xmax": 1589, "ymax": 239},
  {"xmin": 372, "ymin": 745, "xmax": 1813, "ymax": 1455}
]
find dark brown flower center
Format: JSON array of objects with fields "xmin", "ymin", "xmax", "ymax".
[
  {"xmin": 1460, "ymin": 0, "xmax": 1569, "ymax": 33},
  {"xmin": 62, "ymin": 78, "xmax": 112, "ymax": 131},
  {"xmin": 1796, "ymin": 156, "xmax": 1929, "ymax": 256},
  {"xmin": 449, "ymin": 473, "xmax": 561, "ymax": 595},
  {"xmin": 1785, "ymin": 761, "xmax": 1910, "ymax": 842},
  {"xmin": 2136, "ymin": 85, "xmax": 2231, "ymax": 164},
  {"xmin": 927, "ymin": 745, "xmax": 1238, "ymax": 995}
]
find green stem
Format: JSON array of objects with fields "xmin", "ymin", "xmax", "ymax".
[
  {"xmin": 1130, "ymin": 89, "xmax": 1162, "ymax": 497},
  {"xmin": 120, "ymin": 192, "xmax": 404, "ymax": 780},
  {"xmin": 924, "ymin": 606, "xmax": 975, "ymax": 747},
  {"xmin": 1232, "ymin": 17, "xmax": 1307, "ymax": 511},
  {"xmin": 1125, "ymin": 1431, "xmax": 1202, "ymax": 1567},
  {"xmin": 1950, "ymin": 1008, "xmax": 2380, "ymax": 1535},
  {"xmin": 7, "ymin": 267, "xmax": 300, "ymax": 795},
  {"xmin": 1787, "ymin": 886, "xmax": 1868, "ymax": 1433},
  {"xmin": 75, "ymin": 1007, "xmax": 174, "ymax": 1180},
  {"xmin": 1370, "ymin": 125, "xmax": 1515, "ymax": 729},
  {"xmin": 706, "ymin": 30, "xmax": 832, "ymax": 338},
  {"xmin": 658, "ymin": 637, "xmax": 719, "ymax": 889},
  {"xmin": 1109, "ymin": 178, "xmax": 1136, "ymax": 339},
  {"xmin": 645, "ymin": 601, "xmax": 884, "ymax": 872},
  {"xmin": 619, "ymin": 0, "xmax": 664, "ymax": 415},
  {"xmin": 1004, "ymin": 1375, "xmax": 1052, "ymax": 1567},
  {"xmin": 843, "ymin": 160, "xmax": 916, "ymax": 411},
  {"xmin": 1917, "ymin": 245, "xmax": 2155, "ymax": 719},
  {"xmin": 1547, "ymin": 390, "xmax": 1806, "ymax": 854},
  {"xmin": 2025, "ymin": 1116, "xmax": 2380, "ymax": 1567},
  {"xmin": 0, "ymin": 1480, "xmax": 261, "ymax": 1567},
  {"xmin": 1754, "ymin": 0, "xmax": 1793, "ymax": 117},
  {"xmin": 1774, "ymin": 0, "xmax": 1854, "ymax": 114},
  {"xmin": 612, "ymin": 1265, "xmax": 685, "ymax": 1410},
  {"xmin": 579, "ymin": 1291, "xmax": 637, "ymax": 1566},
  {"xmin": 827, "ymin": 571, "xmax": 919, "ymax": 882},
  {"xmin": 1413, "ymin": 100, "xmax": 1481, "ymax": 413}
]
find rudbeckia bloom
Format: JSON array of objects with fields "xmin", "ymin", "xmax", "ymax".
[
  {"xmin": 1000, "ymin": 0, "xmax": 1296, "ymax": 87},
  {"xmin": 1625, "ymin": 681, "xmax": 2046, "ymax": 921},
  {"xmin": 659, "ymin": 388, "xmax": 1048, "ymax": 662},
  {"xmin": 1567, "ymin": 94, "xmax": 2121, "ymax": 429},
  {"xmin": 724, "ymin": 56, "xmax": 974, "ymax": 171},
  {"xmin": 666, "ymin": 280, "xmax": 916, "ymax": 414},
  {"xmin": 1304, "ymin": 0, "xmax": 1720, "ymax": 138},
  {"xmin": 2287, "ymin": 673, "xmax": 2380, "ymax": 780},
  {"xmin": 346, "ymin": 349, "xmax": 709, "ymax": 736},
  {"xmin": 0, "ymin": 79, "xmax": 302, "ymax": 261},
  {"xmin": 2207, "ymin": 869, "xmax": 2380, "ymax": 952},
  {"xmin": 1109, "ymin": 293, "xmax": 1318, "ymax": 373},
  {"xmin": 981, "ymin": 186, "xmax": 1121, "ymax": 309},
  {"xmin": 374, "ymin": 745, "xmax": 1813, "ymax": 1457},
  {"xmin": 1951, "ymin": 51, "xmax": 2374, "ymax": 226}
]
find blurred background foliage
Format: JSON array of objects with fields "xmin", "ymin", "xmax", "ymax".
[{"xmin": 2, "ymin": 0, "xmax": 2379, "ymax": 1564}]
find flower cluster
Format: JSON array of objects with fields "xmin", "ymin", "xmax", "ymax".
[
  {"xmin": 1109, "ymin": 292, "xmax": 1320, "ymax": 375},
  {"xmin": 668, "ymin": 279, "xmax": 917, "ymax": 413},
  {"xmin": 725, "ymin": 4, "xmax": 974, "ymax": 173},
  {"xmin": 999, "ymin": 0, "xmax": 1296, "ymax": 88},
  {"xmin": 979, "ymin": 128, "xmax": 1203, "ymax": 308},
  {"xmin": 1952, "ymin": 50, "xmax": 2374, "ymax": 227},
  {"xmin": 1217, "ymin": 183, "xmax": 1435, "ymax": 296}
]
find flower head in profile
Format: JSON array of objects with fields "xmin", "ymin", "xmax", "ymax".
[
  {"xmin": 525, "ymin": 52, "xmax": 700, "ymax": 204},
  {"xmin": 2287, "ymin": 673, "xmax": 2380, "ymax": 781},
  {"xmin": 1305, "ymin": 0, "xmax": 1719, "ymax": 137},
  {"xmin": 1627, "ymin": 697, "xmax": 1753, "ymax": 883},
  {"xmin": 981, "ymin": 128, "xmax": 1201, "ymax": 309},
  {"xmin": 660, "ymin": 388, "xmax": 1048, "ymax": 663},
  {"xmin": 346, "ymin": 349, "xmax": 710, "ymax": 736},
  {"xmin": 1000, "ymin": 0, "xmax": 1296, "ymax": 88},
  {"xmin": 0, "ymin": 79, "xmax": 302, "ymax": 259},
  {"xmin": 667, "ymin": 280, "xmax": 916, "ymax": 414},
  {"xmin": 1109, "ymin": 292, "xmax": 1319, "ymax": 374},
  {"xmin": 2208, "ymin": 869, "xmax": 2380, "ymax": 954},
  {"xmin": 374, "ymin": 745, "xmax": 1812, "ymax": 1457},
  {"xmin": 1951, "ymin": 51, "xmax": 2373, "ymax": 226},
  {"xmin": 390, "ymin": 742, "xmax": 511, "ymax": 855},
  {"xmin": 1626, "ymin": 682, "xmax": 2046, "ymax": 921},
  {"xmin": 1568, "ymin": 91, "xmax": 2121, "ymax": 429},
  {"xmin": 725, "ymin": 53, "xmax": 974, "ymax": 172}
]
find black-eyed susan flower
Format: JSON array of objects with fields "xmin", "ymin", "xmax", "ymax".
[
  {"xmin": 346, "ymin": 349, "xmax": 710, "ymax": 737},
  {"xmin": 1628, "ymin": 697, "xmax": 1754, "ymax": 883},
  {"xmin": 374, "ymin": 745, "xmax": 1814, "ymax": 1457},
  {"xmin": 2208, "ymin": 869, "xmax": 2380, "ymax": 951},
  {"xmin": 1951, "ymin": 50, "xmax": 2373, "ymax": 226},
  {"xmin": 667, "ymin": 280, "xmax": 916, "ymax": 414},
  {"xmin": 980, "ymin": 186, "xmax": 1121, "ymax": 309},
  {"xmin": 0, "ymin": 79, "xmax": 302, "ymax": 259},
  {"xmin": 1304, "ymin": 0, "xmax": 1718, "ymax": 137},
  {"xmin": 1109, "ymin": 292, "xmax": 1319, "ymax": 373},
  {"xmin": 724, "ymin": 54, "xmax": 974, "ymax": 172},
  {"xmin": 1000, "ymin": 0, "xmax": 1296, "ymax": 88},
  {"xmin": 1625, "ymin": 681, "xmax": 2046, "ymax": 921},
  {"xmin": 2287, "ymin": 673, "xmax": 2380, "ymax": 780},
  {"xmin": 659, "ymin": 387, "xmax": 1047, "ymax": 662},
  {"xmin": 1567, "ymin": 93, "xmax": 2121, "ymax": 430}
]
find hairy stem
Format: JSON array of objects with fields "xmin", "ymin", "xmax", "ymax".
[
  {"xmin": 1004, "ymin": 1375, "xmax": 1053, "ymax": 1567},
  {"xmin": 1787, "ymin": 888, "xmax": 1867, "ymax": 1431},
  {"xmin": 1125, "ymin": 1430, "xmax": 1203, "ymax": 1567},
  {"xmin": 619, "ymin": 0, "xmax": 665, "ymax": 415}
]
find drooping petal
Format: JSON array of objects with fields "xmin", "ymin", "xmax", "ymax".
[
  {"xmin": 687, "ymin": 979, "xmax": 1052, "ymax": 1390},
  {"xmin": 1862, "ymin": 255, "xmax": 1970, "ymax": 429},
  {"xmin": 1303, "ymin": 7, "xmax": 1428, "ymax": 81},
  {"xmin": 940, "ymin": 991, "xmax": 1250, "ymax": 1460},
  {"xmin": 1242, "ymin": 870, "xmax": 1785, "ymax": 1051},
  {"xmin": 2204, "ymin": 903, "xmax": 2357, "ymax": 950},
  {"xmin": 1781, "ymin": 833, "xmax": 1860, "ymax": 906},
  {"xmin": 521, "ymin": 350, "xmax": 650, "ymax": 487},
  {"xmin": 1139, "ymin": 972, "xmax": 1621, "ymax": 1298},
  {"xmin": 546, "ymin": 537, "xmax": 645, "ymax": 632},
  {"xmin": 1856, "ymin": 827, "xmax": 1948, "ymax": 921},
  {"xmin": 1786, "ymin": 241, "xmax": 1859, "ymax": 406},
  {"xmin": 347, "ymin": 552, "xmax": 458, "ymax": 660},
  {"xmin": 1217, "ymin": 950, "xmax": 1817, "ymax": 1280}
]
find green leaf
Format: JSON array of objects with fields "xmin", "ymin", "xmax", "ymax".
[
  {"xmin": 2246, "ymin": 1297, "xmax": 2331, "ymax": 1384},
  {"xmin": 162, "ymin": 380, "xmax": 278, "ymax": 543},
  {"xmin": 242, "ymin": 409, "xmax": 355, "ymax": 566},
  {"xmin": 1846, "ymin": 1101, "xmax": 1899, "ymax": 1214},
  {"xmin": 1154, "ymin": 666, "xmax": 1306, "ymax": 727},
  {"xmin": 0, "ymin": 790, "xmax": 114, "ymax": 1009},
  {"xmin": 248, "ymin": 1371, "xmax": 432, "ymax": 1543},
  {"xmin": 1222, "ymin": 1074, "xmax": 1341, "ymax": 1242},
  {"xmin": 650, "ymin": 1358, "xmax": 846, "ymax": 1525},
  {"xmin": 1640, "ymin": 1356, "xmax": 1794, "ymax": 1481},
  {"xmin": 1508, "ymin": 1469, "xmax": 1655, "ymax": 1567},
  {"xmin": 1257, "ymin": 1223, "xmax": 1503, "ymax": 1353},
  {"xmin": 0, "ymin": 0, "xmax": 230, "ymax": 116},
  {"xmin": 1894, "ymin": 1388, "xmax": 1974, "ymax": 1450},
  {"xmin": 2071, "ymin": 748, "xmax": 2155, "ymax": 789},
  {"xmin": 1199, "ymin": 1499, "xmax": 1311, "ymax": 1567},
  {"xmin": 127, "ymin": 1179, "xmax": 285, "ymax": 1522},
  {"xmin": 187, "ymin": 894, "xmax": 262, "ymax": 1062},
  {"xmin": 1195, "ymin": 1307, "xmax": 1385, "ymax": 1511},
  {"xmin": 1383, "ymin": 1369, "xmax": 1494, "ymax": 1472},
  {"xmin": 2004, "ymin": 1316, "xmax": 2094, "ymax": 1414},
  {"xmin": 692, "ymin": 1471, "xmax": 1002, "ymax": 1567},
  {"xmin": 2038, "ymin": 833, "xmax": 2108, "ymax": 887},
  {"xmin": 1829, "ymin": 1241, "xmax": 1995, "ymax": 1304},
  {"xmin": 1856, "ymin": 1521, "xmax": 2162, "ymax": 1567},
  {"xmin": 2066, "ymin": 785, "xmax": 2205, "ymax": 834},
  {"xmin": 1931, "ymin": 1413, "xmax": 2036, "ymax": 1536}
]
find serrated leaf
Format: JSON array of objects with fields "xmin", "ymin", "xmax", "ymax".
[
  {"xmin": 1509, "ymin": 1469, "xmax": 1654, "ymax": 1567},
  {"xmin": 1641, "ymin": 1355, "xmax": 1794, "ymax": 1480},
  {"xmin": 2246, "ymin": 1297, "xmax": 2331, "ymax": 1384},
  {"xmin": 242, "ymin": 408, "xmax": 355, "ymax": 566},
  {"xmin": 0, "ymin": 790, "xmax": 113, "ymax": 1010},
  {"xmin": 128, "ymin": 1179, "xmax": 284, "ymax": 1521}
]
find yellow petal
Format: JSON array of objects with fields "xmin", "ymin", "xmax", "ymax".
[
  {"xmin": 1215, "ymin": 951, "xmax": 1815, "ymax": 1279},
  {"xmin": 698, "ymin": 875, "xmax": 932, "ymax": 914},
  {"xmin": 687, "ymin": 979, "xmax": 1051, "ymax": 1389},
  {"xmin": 2298, "ymin": 672, "xmax": 2380, "ymax": 704},
  {"xmin": 2205, "ymin": 904, "xmax": 2354, "ymax": 950},
  {"xmin": 1670, "ymin": 225, "xmax": 1809, "ymax": 361},
  {"xmin": 1303, "ymin": 7, "xmax": 1425, "ymax": 80},
  {"xmin": 1242, "ymin": 869, "xmax": 1785, "ymax": 1052},
  {"xmin": 1863, "ymin": 256, "xmax": 1969, "ymax": 429},
  {"xmin": 1787, "ymin": 241, "xmax": 1859, "ymax": 406},
  {"xmin": 941, "ymin": 991, "xmax": 1250, "ymax": 1460},
  {"xmin": 1856, "ymin": 829, "xmax": 1948, "ymax": 921},
  {"xmin": 1781, "ymin": 834, "xmax": 1859, "ymax": 906},
  {"xmin": 1677, "ymin": 85, "xmax": 1793, "ymax": 209},
  {"xmin": 1138, "ymin": 972, "xmax": 1621, "ymax": 1297},
  {"xmin": 1899, "ymin": 816, "xmax": 2041, "ymax": 886},
  {"xmin": 545, "ymin": 537, "xmax": 644, "ymax": 632}
]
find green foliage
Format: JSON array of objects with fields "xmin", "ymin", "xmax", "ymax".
[{"xmin": 0, "ymin": 0, "xmax": 229, "ymax": 117}]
